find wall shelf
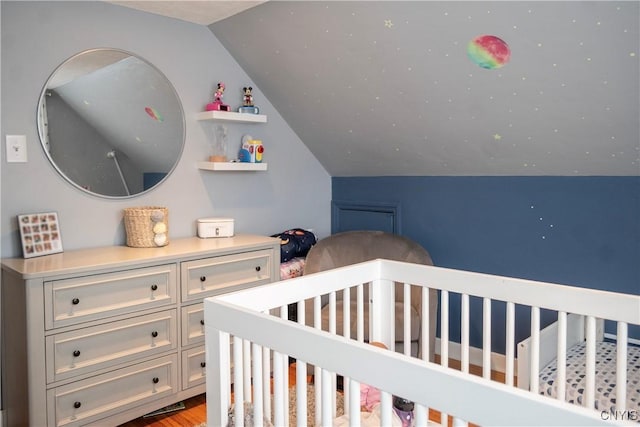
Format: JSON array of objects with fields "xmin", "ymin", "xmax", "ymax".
[
  {"xmin": 197, "ymin": 162, "xmax": 268, "ymax": 171},
  {"xmin": 196, "ymin": 110, "xmax": 267, "ymax": 123}
]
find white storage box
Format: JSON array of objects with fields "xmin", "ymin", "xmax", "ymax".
[{"xmin": 197, "ymin": 218, "xmax": 234, "ymax": 238}]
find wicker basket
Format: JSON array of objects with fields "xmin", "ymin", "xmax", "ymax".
[{"xmin": 123, "ymin": 206, "xmax": 169, "ymax": 248}]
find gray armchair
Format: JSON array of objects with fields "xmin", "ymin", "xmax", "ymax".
[{"xmin": 303, "ymin": 230, "xmax": 437, "ymax": 361}]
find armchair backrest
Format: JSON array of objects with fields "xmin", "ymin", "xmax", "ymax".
[{"xmin": 303, "ymin": 230, "xmax": 433, "ymax": 309}]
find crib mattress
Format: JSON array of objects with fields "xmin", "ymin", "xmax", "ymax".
[{"xmin": 539, "ymin": 341, "xmax": 640, "ymax": 413}]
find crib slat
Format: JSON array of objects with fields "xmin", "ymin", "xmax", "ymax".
[
  {"xmin": 273, "ymin": 351, "xmax": 285, "ymax": 427},
  {"xmin": 617, "ymin": 321, "xmax": 628, "ymax": 413},
  {"xmin": 329, "ymin": 291, "xmax": 337, "ymax": 335},
  {"xmin": 404, "ymin": 283, "xmax": 412, "ymax": 356},
  {"xmin": 243, "ymin": 339, "xmax": 251, "ymax": 402},
  {"xmin": 296, "ymin": 362, "xmax": 308, "ymax": 427},
  {"xmin": 262, "ymin": 346, "xmax": 271, "ymax": 422},
  {"xmin": 461, "ymin": 294, "xmax": 470, "ymax": 373},
  {"xmin": 483, "ymin": 297, "xmax": 491, "ymax": 380},
  {"xmin": 233, "ymin": 336, "xmax": 245, "ymax": 427},
  {"xmin": 344, "ymin": 286, "xmax": 351, "ymax": 339},
  {"xmin": 441, "ymin": 290, "xmax": 449, "ymax": 368},
  {"xmin": 415, "ymin": 403, "xmax": 428, "ymax": 427},
  {"xmin": 357, "ymin": 284, "xmax": 364, "ymax": 342},
  {"xmin": 321, "ymin": 369, "xmax": 332, "ymax": 426},
  {"xmin": 297, "ymin": 300, "xmax": 305, "ymax": 325},
  {"xmin": 314, "ymin": 368, "xmax": 321, "ymax": 426},
  {"xmin": 505, "ymin": 301, "xmax": 515, "ymax": 387},
  {"xmin": 314, "ymin": 295, "xmax": 321, "ymax": 328},
  {"xmin": 440, "ymin": 290, "xmax": 449, "ymax": 427},
  {"xmin": 348, "ymin": 378, "xmax": 361, "ymax": 427},
  {"xmin": 280, "ymin": 304, "xmax": 289, "ymax": 427},
  {"xmin": 556, "ymin": 311, "xmax": 567, "ymax": 402},
  {"xmin": 421, "ymin": 288, "xmax": 430, "ymax": 361},
  {"xmin": 206, "ymin": 329, "xmax": 231, "ymax": 427},
  {"xmin": 380, "ymin": 390, "xmax": 392, "ymax": 426},
  {"xmin": 585, "ymin": 315, "xmax": 596, "ymax": 409},
  {"xmin": 530, "ymin": 306, "xmax": 540, "ymax": 394},
  {"xmin": 389, "ymin": 281, "xmax": 396, "ymax": 348},
  {"xmin": 252, "ymin": 343, "xmax": 264, "ymax": 427},
  {"xmin": 459, "ymin": 290, "xmax": 485, "ymax": 427}
]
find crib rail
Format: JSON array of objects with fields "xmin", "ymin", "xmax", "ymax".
[{"xmin": 205, "ymin": 259, "xmax": 639, "ymax": 426}]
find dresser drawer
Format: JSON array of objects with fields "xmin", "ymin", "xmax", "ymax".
[
  {"xmin": 181, "ymin": 303, "xmax": 205, "ymax": 346},
  {"xmin": 46, "ymin": 310, "xmax": 177, "ymax": 383},
  {"xmin": 48, "ymin": 354, "xmax": 177, "ymax": 427},
  {"xmin": 181, "ymin": 250, "xmax": 274, "ymax": 302},
  {"xmin": 182, "ymin": 346, "xmax": 206, "ymax": 389},
  {"xmin": 45, "ymin": 264, "xmax": 177, "ymax": 329}
]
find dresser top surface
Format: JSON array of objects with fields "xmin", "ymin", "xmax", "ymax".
[{"xmin": 1, "ymin": 235, "xmax": 280, "ymax": 279}]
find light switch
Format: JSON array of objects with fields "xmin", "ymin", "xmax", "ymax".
[{"xmin": 6, "ymin": 135, "xmax": 27, "ymax": 163}]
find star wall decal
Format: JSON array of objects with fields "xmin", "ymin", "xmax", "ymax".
[
  {"xmin": 493, "ymin": 133, "xmax": 502, "ymax": 140},
  {"xmin": 384, "ymin": 19, "xmax": 393, "ymax": 28}
]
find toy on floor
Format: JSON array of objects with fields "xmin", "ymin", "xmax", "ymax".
[
  {"xmin": 227, "ymin": 401, "xmax": 273, "ymax": 427},
  {"xmin": 393, "ymin": 395, "xmax": 415, "ymax": 427}
]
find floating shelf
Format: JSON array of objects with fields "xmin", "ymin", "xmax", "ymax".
[
  {"xmin": 196, "ymin": 110, "xmax": 267, "ymax": 123},
  {"xmin": 197, "ymin": 162, "xmax": 268, "ymax": 171}
]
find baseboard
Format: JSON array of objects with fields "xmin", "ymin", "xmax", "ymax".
[
  {"xmin": 604, "ymin": 332, "xmax": 640, "ymax": 346},
  {"xmin": 434, "ymin": 338, "xmax": 509, "ymax": 375}
]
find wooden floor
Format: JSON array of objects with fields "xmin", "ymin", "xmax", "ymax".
[{"xmin": 119, "ymin": 359, "xmax": 510, "ymax": 427}]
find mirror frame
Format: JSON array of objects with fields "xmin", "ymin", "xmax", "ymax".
[{"xmin": 37, "ymin": 48, "xmax": 185, "ymax": 199}]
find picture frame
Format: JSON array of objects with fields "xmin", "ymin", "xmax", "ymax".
[{"xmin": 18, "ymin": 211, "xmax": 63, "ymax": 258}]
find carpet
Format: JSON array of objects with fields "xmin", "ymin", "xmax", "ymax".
[{"xmin": 212, "ymin": 384, "xmax": 345, "ymax": 427}]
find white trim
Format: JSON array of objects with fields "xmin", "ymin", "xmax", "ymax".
[
  {"xmin": 604, "ymin": 332, "xmax": 640, "ymax": 346},
  {"xmin": 435, "ymin": 333, "xmax": 640, "ymax": 381},
  {"xmin": 435, "ymin": 338, "xmax": 509, "ymax": 375}
]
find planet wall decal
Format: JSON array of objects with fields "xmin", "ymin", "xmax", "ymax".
[{"xmin": 467, "ymin": 35, "xmax": 511, "ymax": 69}]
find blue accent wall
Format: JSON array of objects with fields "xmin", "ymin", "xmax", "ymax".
[{"xmin": 333, "ymin": 176, "xmax": 640, "ymax": 352}]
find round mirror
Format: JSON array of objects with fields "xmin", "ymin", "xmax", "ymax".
[{"xmin": 37, "ymin": 48, "xmax": 185, "ymax": 198}]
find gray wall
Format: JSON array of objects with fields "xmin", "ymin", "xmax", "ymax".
[
  {"xmin": 212, "ymin": 1, "xmax": 639, "ymax": 177},
  {"xmin": 1, "ymin": 1, "xmax": 331, "ymax": 258}
]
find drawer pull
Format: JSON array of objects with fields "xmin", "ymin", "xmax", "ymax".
[
  {"xmin": 199, "ymin": 276, "xmax": 206, "ymax": 282},
  {"xmin": 150, "ymin": 284, "xmax": 158, "ymax": 291},
  {"xmin": 200, "ymin": 319, "xmax": 205, "ymax": 326},
  {"xmin": 200, "ymin": 362, "xmax": 206, "ymax": 368},
  {"xmin": 72, "ymin": 298, "xmax": 80, "ymax": 305},
  {"xmin": 152, "ymin": 377, "xmax": 159, "ymax": 384},
  {"xmin": 73, "ymin": 350, "xmax": 81, "ymax": 357},
  {"xmin": 151, "ymin": 331, "xmax": 158, "ymax": 338},
  {"xmin": 255, "ymin": 266, "xmax": 261, "ymax": 272},
  {"xmin": 74, "ymin": 401, "xmax": 82, "ymax": 409}
]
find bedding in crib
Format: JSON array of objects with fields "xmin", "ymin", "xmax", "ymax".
[{"xmin": 539, "ymin": 341, "xmax": 640, "ymax": 413}]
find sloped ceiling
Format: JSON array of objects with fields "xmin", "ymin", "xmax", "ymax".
[
  {"xmin": 108, "ymin": 1, "xmax": 266, "ymax": 25},
  {"xmin": 208, "ymin": 1, "xmax": 639, "ymax": 176}
]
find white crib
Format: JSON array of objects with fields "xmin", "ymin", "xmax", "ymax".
[{"xmin": 204, "ymin": 259, "xmax": 639, "ymax": 426}]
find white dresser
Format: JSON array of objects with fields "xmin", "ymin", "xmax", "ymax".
[{"xmin": 1, "ymin": 235, "xmax": 280, "ymax": 427}]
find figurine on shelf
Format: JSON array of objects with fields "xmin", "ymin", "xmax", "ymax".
[
  {"xmin": 206, "ymin": 82, "xmax": 230, "ymax": 111},
  {"xmin": 238, "ymin": 86, "xmax": 260, "ymax": 114}
]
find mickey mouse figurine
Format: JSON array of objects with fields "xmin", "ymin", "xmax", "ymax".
[
  {"xmin": 206, "ymin": 82, "xmax": 230, "ymax": 111},
  {"xmin": 238, "ymin": 86, "xmax": 260, "ymax": 114},
  {"xmin": 242, "ymin": 86, "xmax": 254, "ymax": 107}
]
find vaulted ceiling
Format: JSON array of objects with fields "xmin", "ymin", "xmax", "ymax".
[{"xmin": 113, "ymin": 1, "xmax": 640, "ymax": 177}]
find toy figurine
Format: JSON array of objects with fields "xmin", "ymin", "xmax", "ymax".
[
  {"xmin": 392, "ymin": 396, "xmax": 415, "ymax": 427},
  {"xmin": 238, "ymin": 86, "xmax": 260, "ymax": 114},
  {"xmin": 243, "ymin": 86, "xmax": 254, "ymax": 107},
  {"xmin": 206, "ymin": 82, "xmax": 230, "ymax": 111}
]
